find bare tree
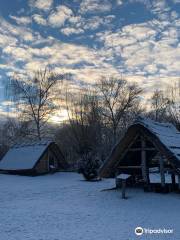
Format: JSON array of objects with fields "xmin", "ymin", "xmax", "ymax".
[
  {"xmin": 0, "ymin": 118, "xmax": 29, "ymax": 146},
  {"xmin": 150, "ymin": 81, "xmax": 180, "ymax": 129},
  {"xmin": 165, "ymin": 80, "xmax": 180, "ymax": 129},
  {"xmin": 97, "ymin": 77, "xmax": 142, "ymax": 144},
  {"xmin": 6, "ymin": 68, "xmax": 64, "ymax": 140},
  {"xmin": 65, "ymin": 89, "xmax": 102, "ymax": 180},
  {"xmin": 151, "ymin": 90, "xmax": 169, "ymax": 121}
]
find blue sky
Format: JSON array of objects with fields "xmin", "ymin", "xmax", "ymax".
[{"xmin": 0, "ymin": 0, "xmax": 180, "ymax": 117}]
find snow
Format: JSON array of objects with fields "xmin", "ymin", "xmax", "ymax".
[
  {"xmin": 0, "ymin": 141, "xmax": 51, "ymax": 170},
  {"xmin": 149, "ymin": 172, "xmax": 178, "ymax": 183},
  {"xmin": 116, "ymin": 173, "xmax": 131, "ymax": 179},
  {"xmin": 136, "ymin": 117, "xmax": 180, "ymax": 160},
  {"xmin": 0, "ymin": 172, "xmax": 180, "ymax": 240}
]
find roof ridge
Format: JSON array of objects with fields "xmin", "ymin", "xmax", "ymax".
[
  {"xmin": 135, "ymin": 117, "xmax": 179, "ymax": 133},
  {"xmin": 13, "ymin": 139, "xmax": 53, "ymax": 148}
]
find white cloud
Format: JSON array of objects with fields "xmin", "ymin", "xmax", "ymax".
[
  {"xmin": 83, "ymin": 16, "xmax": 103, "ymax": 30},
  {"xmin": 173, "ymin": 0, "xmax": 180, "ymax": 2},
  {"xmin": 144, "ymin": 64, "xmax": 158, "ymax": 74},
  {"xmin": 0, "ymin": 1, "xmax": 179, "ymax": 104},
  {"xmin": 61, "ymin": 14, "xmax": 115, "ymax": 36},
  {"xmin": 3, "ymin": 46, "xmax": 32, "ymax": 62},
  {"xmin": 151, "ymin": 0, "xmax": 168, "ymax": 13},
  {"xmin": 117, "ymin": 0, "xmax": 123, "ymax": 5},
  {"xmin": 69, "ymin": 16, "xmax": 82, "ymax": 24},
  {"xmin": 80, "ymin": 0, "xmax": 112, "ymax": 14},
  {"xmin": 29, "ymin": 0, "xmax": 53, "ymax": 11},
  {"xmin": 33, "ymin": 14, "xmax": 47, "ymax": 26},
  {"xmin": 48, "ymin": 5, "xmax": 73, "ymax": 27},
  {"xmin": 97, "ymin": 17, "xmax": 180, "ymax": 87},
  {"xmin": 9, "ymin": 15, "xmax": 31, "ymax": 25},
  {"xmin": 0, "ymin": 33, "xmax": 17, "ymax": 47},
  {"xmin": 61, "ymin": 27, "xmax": 84, "ymax": 36},
  {"xmin": 0, "ymin": 16, "xmax": 40, "ymax": 43},
  {"xmin": 25, "ymin": 61, "xmax": 48, "ymax": 72},
  {"xmin": 171, "ymin": 11, "xmax": 179, "ymax": 20}
]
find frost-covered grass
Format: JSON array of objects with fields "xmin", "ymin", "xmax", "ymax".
[{"xmin": 0, "ymin": 172, "xmax": 180, "ymax": 240}]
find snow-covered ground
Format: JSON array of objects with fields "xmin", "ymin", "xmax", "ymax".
[{"xmin": 0, "ymin": 172, "xmax": 180, "ymax": 240}]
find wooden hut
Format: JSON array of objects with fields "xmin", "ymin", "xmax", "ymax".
[
  {"xmin": 99, "ymin": 117, "xmax": 180, "ymax": 192},
  {"xmin": 0, "ymin": 140, "xmax": 68, "ymax": 175}
]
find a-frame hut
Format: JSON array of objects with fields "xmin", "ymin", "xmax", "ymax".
[
  {"xmin": 99, "ymin": 117, "xmax": 180, "ymax": 192},
  {"xmin": 0, "ymin": 140, "xmax": 68, "ymax": 175}
]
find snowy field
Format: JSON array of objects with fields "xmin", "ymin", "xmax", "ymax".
[{"xmin": 0, "ymin": 172, "xmax": 180, "ymax": 240}]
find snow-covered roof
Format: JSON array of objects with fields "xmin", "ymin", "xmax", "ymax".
[
  {"xmin": 99, "ymin": 117, "xmax": 180, "ymax": 178},
  {"xmin": 135, "ymin": 117, "xmax": 180, "ymax": 161},
  {"xmin": 0, "ymin": 140, "xmax": 52, "ymax": 170}
]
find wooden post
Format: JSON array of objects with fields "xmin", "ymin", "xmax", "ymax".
[
  {"xmin": 171, "ymin": 173, "xmax": 176, "ymax": 190},
  {"xmin": 178, "ymin": 175, "xmax": 180, "ymax": 191},
  {"xmin": 159, "ymin": 156, "xmax": 165, "ymax": 188},
  {"xmin": 141, "ymin": 137, "xmax": 148, "ymax": 185},
  {"xmin": 122, "ymin": 180, "xmax": 126, "ymax": 199},
  {"xmin": 47, "ymin": 148, "xmax": 50, "ymax": 172},
  {"xmin": 116, "ymin": 178, "xmax": 121, "ymax": 189}
]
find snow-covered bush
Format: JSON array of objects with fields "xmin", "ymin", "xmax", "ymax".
[{"xmin": 78, "ymin": 152, "xmax": 101, "ymax": 181}]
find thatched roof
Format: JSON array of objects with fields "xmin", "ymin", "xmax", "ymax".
[
  {"xmin": 0, "ymin": 140, "xmax": 68, "ymax": 171},
  {"xmin": 99, "ymin": 117, "xmax": 180, "ymax": 178}
]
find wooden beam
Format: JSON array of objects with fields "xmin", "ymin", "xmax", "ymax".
[
  {"xmin": 129, "ymin": 148, "xmax": 156, "ymax": 151},
  {"xmin": 118, "ymin": 166, "xmax": 142, "ymax": 169},
  {"xmin": 141, "ymin": 137, "xmax": 149, "ymax": 184},
  {"xmin": 159, "ymin": 155, "xmax": 165, "ymax": 188}
]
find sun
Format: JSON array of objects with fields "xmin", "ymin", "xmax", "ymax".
[{"xmin": 49, "ymin": 109, "xmax": 69, "ymax": 124}]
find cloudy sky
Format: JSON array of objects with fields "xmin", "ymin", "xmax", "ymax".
[{"xmin": 0, "ymin": 0, "xmax": 180, "ymax": 117}]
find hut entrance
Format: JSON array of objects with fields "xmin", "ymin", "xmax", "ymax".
[{"xmin": 48, "ymin": 152, "xmax": 58, "ymax": 172}]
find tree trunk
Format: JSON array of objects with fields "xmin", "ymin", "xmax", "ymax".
[{"xmin": 37, "ymin": 121, "xmax": 41, "ymax": 140}]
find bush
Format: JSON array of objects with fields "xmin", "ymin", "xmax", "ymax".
[{"xmin": 78, "ymin": 152, "xmax": 101, "ymax": 181}]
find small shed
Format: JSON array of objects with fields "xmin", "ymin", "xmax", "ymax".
[
  {"xmin": 0, "ymin": 140, "xmax": 68, "ymax": 175},
  {"xmin": 99, "ymin": 117, "xmax": 180, "ymax": 192}
]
